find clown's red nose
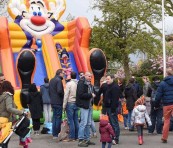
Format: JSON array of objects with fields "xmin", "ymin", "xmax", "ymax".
[{"xmin": 31, "ymin": 16, "xmax": 46, "ymax": 26}]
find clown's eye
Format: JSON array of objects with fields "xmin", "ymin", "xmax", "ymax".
[
  {"xmin": 33, "ymin": 12, "xmax": 37, "ymax": 16},
  {"xmin": 38, "ymin": 12, "xmax": 42, "ymax": 16}
]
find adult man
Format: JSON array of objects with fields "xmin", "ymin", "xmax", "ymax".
[
  {"xmin": 148, "ymin": 76, "xmax": 163, "ymax": 134},
  {"xmin": 63, "ymin": 72, "xmax": 79, "ymax": 141},
  {"xmin": 76, "ymin": 72, "xmax": 96, "ymax": 147},
  {"xmin": 49, "ymin": 69, "xmax": 64, "ymax": 139},
  {"xmin": 105, "ymin": 74, "xmax": 121, "ymax": 144},
  {"xmin": 155, "ymin": 67, "xmax": 173, "ymax": 143}
]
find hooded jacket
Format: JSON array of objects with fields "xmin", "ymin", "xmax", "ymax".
[
  {"xmin": 99, "ymin": 120, "xmax": 115, "ymax": 142},
  {"xmin": 28, "ymin": 92, "xmax": 43, "ymax": 119},
  {"xmin": 49, "ymin": 75, "xmax": 64, "ymax": 106},
  {"xmin": 0, "ymin": 92, "xmax": 23, "ymax": 119},
  {"xmin": 155, "ymin": 76, "xmax": 173, "ymax": 107},
  {"xmin": 131, "ymin": 105, "xmax": 151, "ymax": 126},
  {"xmin": 40, "ymin": 83, "xmax": 51, "ymax": 104},
  {"xmin": 124, "ymin": 83, "xmax": 137, "ymax": 111}
]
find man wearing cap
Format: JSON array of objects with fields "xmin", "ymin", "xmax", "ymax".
[{"xmin": 155, "ymin": 67, "xmax": 173, "ymax": 143}]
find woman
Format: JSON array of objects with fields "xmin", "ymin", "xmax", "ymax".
[
  {"xmin": 142, "ymin": 76, "xmax": 152, "ymax": 115},
  {"xmin": 0, "ymin": 81, "xmax": 24, "ymax": 148},
  {"xmin": 124, "ymin": 78, "xmax": 137, "ymax": 131},
  {"xmin": 28, "ymin": 83, "xmax": 43, "ymax": 135}
]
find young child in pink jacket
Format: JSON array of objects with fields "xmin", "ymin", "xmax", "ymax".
[{"xmin": 99, "ymin": 117, "xmax": 115, "ymax": 148}]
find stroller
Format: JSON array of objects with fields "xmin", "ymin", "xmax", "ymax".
[{"xmin": 0, "ymin": 115, "xmax": 30, "ymax": 148}]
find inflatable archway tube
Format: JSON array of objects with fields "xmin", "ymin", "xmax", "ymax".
[{"xmin": 0, "ymin": 17, "xmax": 17, "ymax": 87}]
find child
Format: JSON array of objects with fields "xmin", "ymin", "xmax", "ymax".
[
  {"xmin": 99, "ymin": 115, "xmax": 115, "ymax": 148},
  {"xmin": 19, "ymin": 109, "xmax": 32, "ymax": 148},
  {"xmin": 131, "ymin": 96, "xmax": 152, "ymax": 145},
  {"xmin": 121, "ymin": 99, "xmax": 128, "ymax": 129}
]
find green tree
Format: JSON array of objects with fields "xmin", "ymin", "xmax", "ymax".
[{"xmin": 91, "ymin": 0, "xmax": 162, "ymax": 79}]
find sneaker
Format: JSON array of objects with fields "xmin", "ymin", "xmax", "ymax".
[
  {"xmin": 63, "ymin": 138, "xmax": 75, "ymax": 142},
  {"xmin": 92, "ymin": 133, "xmax": 97, "ymax": 138},
  {"xmin": 129, "ymin": 129, "xmax": 134, "ymax": 131},
  {"xmin": 112, "ymin": 140, "xmax": 116, "ymax": 145},
  {"xmin": 85, "ymin": 140, "xmax": 95, "ymax": 145},
  {"xmin": 36, "ymin": 131, "xmax": 39, "ymax": 136},
  {"xmin": 52, "ymin": 137, "xmax": 58, "ymax": 140},
  {"xmin": 78, "ymin": 140, "xmax": 88, "ymax": 147},
  {"xmin": 148, "ymin": 132, "xmax": 153, "ymax": 135},
  {"xmin": 161, "ymin": 138, "xmax": 167, "ymax": 143}
]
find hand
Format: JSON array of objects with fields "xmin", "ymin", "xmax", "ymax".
[
  {"xmin": 8, "ymin": 0, "xmax": 27, "ymax": 16},
  {"xmin": 63, "ymin": 108, "xmax": 66, "ymax": 113},
  {"xmin": 97, "ymin": 106, "xmax": 100, "ymax": 111},
  {"xmin": 154, "ymin": 107, "xmax": 158, "ymax": 110},
  {"xmin": 49, "ymin": 0, "xmax": 66, "ymax": 20},
  {"xmin": 92, "ymin": 93, "xmax": 96, "ymax": 98}
]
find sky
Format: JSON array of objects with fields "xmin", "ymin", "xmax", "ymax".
[
  {"xmin": 61, "ymin": 0, "xmax": 173, "ymax": 35},
  {"xmin": 61, "ymin": 0, "xmax": 101, "ymax": 26}
]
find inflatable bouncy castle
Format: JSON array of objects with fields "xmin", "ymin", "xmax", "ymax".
[{"xmin": 0, "ymin": 0, "xmax": 107, "ymax": 120}]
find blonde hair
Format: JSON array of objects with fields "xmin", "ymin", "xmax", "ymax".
[{"xmin": 142, "ymin": 76, "xmax": 150, "ymax": 82}]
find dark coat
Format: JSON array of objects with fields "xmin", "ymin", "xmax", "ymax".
[
  {"xmin": 40, "ymin": 83, "xmax": 51, "ymax": 104},
  {"xmin": 155, "ymin": 76, "xmax": 173, "ymax": 107},
  {"xmin": 99, "ymin": 120, "xmax": 115, "ymax": 142},
  {"xmin": 104, "ymin": 82, "xmax": 121, "ymax": 113},
  {"xmin": 124, "ymin": 83, "xmax": 137, "ymax": 111},
  {"xmin": 28, "ymin": 92, "xmax": 43, "ymax": 119},
  {"xmin": 49, "ymin": 75, "xmax": 64, "ymax": 106},
  {"xmin": 76, "ymin": 78, "xmax": 94, "ymax": 109}
]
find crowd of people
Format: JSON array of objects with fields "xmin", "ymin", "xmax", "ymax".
[{"xmin": 1, "ymin": 67, "xmax": 173, "ymax": 148}]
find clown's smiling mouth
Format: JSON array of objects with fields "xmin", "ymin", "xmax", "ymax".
[{"xmin": 27, "ymin": 25, "xmax": 48, "ymax": 32}]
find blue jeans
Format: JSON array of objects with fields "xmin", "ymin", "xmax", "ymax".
[
  {"xmin": 128, "ymin": 110, "xmax": 134, "ymax": 129},
  {"xmin": 52, "ymin": 105, "xmax": 62, "ymax": 137},
  {"xmin": 78, "ymin": 107, "xmax": 92, "ymax": 140},
  {"xmin": 123, "ymin": 114, "xmax": 128, "ymax": 127},
  {"xmin": 90, "ymin": 119, "xmax": 96, "ymax": 134},
  {"xmin": 106, "ymin": 108, "xmax": 120, "ymax": 142},
  {"xmin": 148, "ymin": 108, "xmax": 163, "ymax": 134},
  {"xmin": 102, "ymin": 142, "xmax": 112, "ymax": 148},
  {"xmin": 66, "ymin": 102, "xmax": 79, "ymax": 139}
]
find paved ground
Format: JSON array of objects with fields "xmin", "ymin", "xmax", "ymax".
[{"xmin": 9, "ymin": 122, "xmax": 173, "ymax": 148}]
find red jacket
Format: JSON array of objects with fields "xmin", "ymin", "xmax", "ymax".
[{"xmin": 99, "ymin": 120, "xmax": 115, "ymax": 142}]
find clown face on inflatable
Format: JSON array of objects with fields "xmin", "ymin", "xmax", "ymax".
[{"xmin": 8, "ymin": 0, "xmax": 66, "ymax": 39}]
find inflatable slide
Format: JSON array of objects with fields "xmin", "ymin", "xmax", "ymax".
[{"xmin": 0, "ymin": 0, "xmax": 107, "ymax": 121}]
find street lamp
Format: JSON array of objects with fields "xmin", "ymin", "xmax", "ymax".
[{"xmin": 162, "ymin": 0, "xmax": 166, "ymax": 77}]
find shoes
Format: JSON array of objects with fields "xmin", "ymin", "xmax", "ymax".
[
  {"xmin": 148, "ymin": 132, "xmax": 153, "ymax": 135},
  {"xmin": 92, "ymin": 133, "xmax": 97, "ymax": 138},
  {"xmin": 161, "ymin": 138, "xmax": 167, "ymax": 143},
  {"xmin": 52, "ymin": 137, "xmax": 58, "ymax": 140},
  {"xmin": 78, "ymin": 140, "xmax": 88, "ymax": 147},
  {"xmin": 84, "ymin": 140, "xmax": 95, "ymax": 145},
  {"xmin": 129, "ymin": 129, "xmax": 134, "ymax": 131},
  {"xmin": 112, "ymin": 140, "xmax": 116, "ymax": 145},
  {"xmin": 34, "ymin": 131, "xmax": 39, "ymax": 136},
  {"xmin": 125, "ymin": 127, "xmax": 129, "ymax": 130},
  {"xmin": 63, "ymin": 138, "xmax": 75, "ymax": 142},
  {"xmin": 138, "ymin": 136, "xmax": 143, "ymax": 145}
]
